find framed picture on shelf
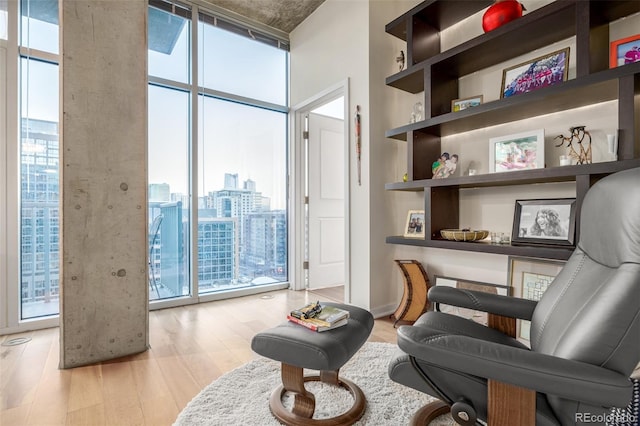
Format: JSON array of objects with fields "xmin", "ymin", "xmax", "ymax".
[
  {"xmin": 610, "ymin": 34, "xmax": 640, "ymax": 68},
  {"xmin": 489, "ymin": 129, "xmax": 544, "ymax": 173},
  {"xmin": 451, "ymin": 95, "xmax": 483, "ymax": 112},
  {"xmin": 512, "ymin": 198, "xmax": 576, "ymax": 247},
  {"xmin": 508, "ymin": 256, "xmax": 565, "ymax": 340},
  {"xmin": 403, "ymin": 210, "xmax": 425, "ymax": 238},
  {"xmin": 501, "ymin": 48, "xmax": 569, "ymax": 98},
  {"xmin": 434, "ymin": 276, "xmax": 510, "ymax": 326}
]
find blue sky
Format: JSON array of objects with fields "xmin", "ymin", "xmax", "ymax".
[{"xmin": 19, "ymin": 6, "xmax": 288, "ymax": 209}]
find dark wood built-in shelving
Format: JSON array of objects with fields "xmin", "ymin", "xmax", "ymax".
[
  {"xmin": 384, "ymin": 0, "xmax": 640, "ymax": 261},
  {"xmin": 385, "ymin": 1, "xmax": 493, "ymax": 41},
  {"xmin": 385, "ymin": 159, "xmax": 640, "ymax": 191},
  {"xmin": 386, "ymin": 61, "xmax": 640, "ymax": 140},
  {"xmin": 385, "ymin": 236, "xmax": 573, "ymax": 261}
]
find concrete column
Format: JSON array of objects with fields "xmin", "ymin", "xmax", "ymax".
[{"xmin": 60, "ymin": 0, "xmax": 148, "ymax": 368}]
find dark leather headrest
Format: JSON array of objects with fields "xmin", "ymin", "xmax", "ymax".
[{"xmin": 578, "ymin": 167, "xmax": 640, "ymax": 267}]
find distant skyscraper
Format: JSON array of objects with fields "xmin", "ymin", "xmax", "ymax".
[
  {"xmin": 244, "ymin": 211, "xmax": 287, "ymax": 278},
  {"xmin": 243, "ymin": 179, "xmax": 256, "ymax": 192},
  {"xmin": 149, "ymin": 172, "xmax": 286, "ymax": 293},
  {"xmin": 159, "ymin": 202, "xmax": 185, "ymax": 296},
  {"xmin": 20, "ymin": 118, "xmax": 60, "ymax": 312},
  {"xmin": 149, "ymin": 183, "xmax": 171, "ymax": 202},
  {"xmin": 198, "ymin": 217, "xmax": 238, "ymax": 289},
  {"xmin": 148, "ymin": 201, "xmax": 187, "ymax": 300},
  {"xmin": 256, "ymin": 195, "xmax": 271, "ymax": 212},
  {"xmin": 224, "ymin": 173, "xmax": 239, "ymax": 189},
  {"xmin": 171, "ymin": 192, "xmax": 189, "ymax": 206}
]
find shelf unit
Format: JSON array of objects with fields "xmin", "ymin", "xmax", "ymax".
[{"xmin": 384, "ymin": 0, "xmax": 640, "ymax": 260}]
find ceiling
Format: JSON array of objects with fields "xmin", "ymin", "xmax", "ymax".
[{"xmin": 201, "ymin": 0, "xmax": 326, "ymax": 34}]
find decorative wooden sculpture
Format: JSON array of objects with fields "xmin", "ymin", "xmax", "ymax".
[
  {"xmin": 392, "ymin": 260, "xmax": 431, "ymax": 326},
  {"xmin": 555, "ymin": 125, "xmax": 592, "ymax": 165}
]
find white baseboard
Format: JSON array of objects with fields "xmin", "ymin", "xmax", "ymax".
[{"xmin": 370, "ymin": 303, "xmax": 397, "ymax": 319}]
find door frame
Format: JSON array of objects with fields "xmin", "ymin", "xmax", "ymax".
[{"xmin": 290, "ymin": 79, "xmax": 350, "ymax": 301}]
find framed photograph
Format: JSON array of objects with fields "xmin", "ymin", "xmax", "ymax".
[
  {"xmin": 434, "ymin": 275, "xmax": 510, "ymax": 326},
  {"xmin": 501, "ymin": 48, "xmax": 569, "ymax": 98},
  {"xmin": 403, "ymin": 210, "xmax": 425, "ymax": 238},
  {"xmin": 508, "ymin": 256, "xmax": 565, "ymax": 340},
  {"xmin": 610, "ymin": 34, "xmax": 640, "ymax": 68},
  {"xmin": 451, "ymin": 95, "xmax": 483, "ymax": 112},
  {"xmin": 512, "ymin": 198, "xmax": 576, "ymax": 247},
  {"xmin": 489, "ymin": 129, "xmax": 544, "ymax": 173}
]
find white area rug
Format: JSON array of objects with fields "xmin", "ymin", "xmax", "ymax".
[{"xmin": 174, "ymin": 341, "xmax": 455, "ymax": 425}]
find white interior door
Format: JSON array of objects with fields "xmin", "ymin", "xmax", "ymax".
[{"xmin": 308, "ymin": 112, "xmax": 344, "ymax": 289}]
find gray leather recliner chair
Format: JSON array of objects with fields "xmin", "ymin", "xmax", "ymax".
[{"xmin": 388, "ymin": 167, "xmax": 640, "ymax": 426}]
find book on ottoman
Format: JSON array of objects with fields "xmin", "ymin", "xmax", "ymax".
[{"xmin": 288, "ymin": 303, "xmax": 350, "ymax": 332}]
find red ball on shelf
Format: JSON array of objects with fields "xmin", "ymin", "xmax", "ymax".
[{"xmin": 482, "ymin": 0, "xmax": 526, "ymax": 33}]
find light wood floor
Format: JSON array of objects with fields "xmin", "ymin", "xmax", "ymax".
[
  {"xmin": 307, "ymin": 285, "xmax": 344, "ymax": 303},
  {"xmin": 0, "ymin": 289, "xmax": 398, "ymax": 426}
]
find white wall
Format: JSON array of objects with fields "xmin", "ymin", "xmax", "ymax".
[
  {"xmin": 291, "ymin": 0, "xmax": 421, "ymax": 314},
  {"xmin": 368, "ymin": 0, "xmax": 422, "ymax": 314},
  {"xmin": 291, "ymin": 0, "xmax": 373, "ymax": 308}
]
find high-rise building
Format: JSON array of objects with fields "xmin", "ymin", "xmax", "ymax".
[
  {"xmin": 198, "ymin": 217, "xmax": 238, "ymax": 290},
  {"xmin": 149, "ymin": 183, "xmax": 170, "ymax": 202},
  {"xmin": 243, "ymin": 178, "xmax": 256, "ymax": 192},
  {"xmin": 148, "ymin": 201, "xmax": 187, "ymax": 300},
  {"xmin": 149, "ymin": 174, "xmax": 285, "ymax": 293},
  {"xmin": 20, "ymin": 118, "xmax": 60, "ymax": 317},
  {"xmin": 208, "ymin": 189, "xmax": 254, "ymax": 217},
  {"xmin": 243, "ymin": 211, "xmax": 287, "ymax": 278},
  {"xmin": 224, "ymin": 173, "xmax": 238, "ymax": 189}
]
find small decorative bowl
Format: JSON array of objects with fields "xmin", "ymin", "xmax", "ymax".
[{"xmin": 440, "ymin": 229, "xmax": 489, "ymax": 242}]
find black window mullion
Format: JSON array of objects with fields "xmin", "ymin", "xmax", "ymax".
[
  {"xmin": 149, "ymin": 0, "xmax": 191, "ymax": 19},
  {"xmin": 198, "ymin": 11, "xmax": 289, "ymax": 51}
]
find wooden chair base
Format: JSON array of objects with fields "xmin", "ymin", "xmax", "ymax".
[
  {"xmin": 269, "ymin": 363, "xmax": 366, "ymax": 426},
  {"xmin": 409, "ymin": 400, "xmax": 450, "ymax": 426}
]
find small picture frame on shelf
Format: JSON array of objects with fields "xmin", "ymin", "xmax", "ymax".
[
  {"xmin": 489, "ymin": 129, "xmax": 544, "ymax": 173},
  {"xmin": 434, "ymin": 275, "xmax": 511, "ymax": 326},
  {"xmin": 451, "ymin": 95, "xmax": 483, "ymax": 112},
  {"xmin": 403, "ymin": 210, "xmax": 425, "ymax": 238},
  {"xmin": 508, "ymin": 256, "xmax": 565, "ymax": 340},
  {"xmin": 610, "ymin": 34, "xmax": 640, "ymax": 68},
  {"xmin": 501, "ymin": 48, "xmax": 569, "ymax": 98},
  {"xmin": 511, "ymin": 198, "xmax": 576, "ymax": 247}
]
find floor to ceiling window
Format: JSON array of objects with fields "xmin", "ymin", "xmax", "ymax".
[
  {"xmin": 0, "ymin": 0, "xmax": 62, "ymax": 331},
  {"xmin": 0, "ymin": 0, "xmax": 289, "ymax": 332},
  {"xmin": 148, "ymin": 0, "xmax": 289, "ymax": 303},
  {"xmin": 19, "ymin": 0, "xmax": 60, "ymax": 320},
  {"xmin": 0, "ymin": 0, "xmax": 7, "ymax": 331},
  {"xmin": 147, "ymin": 1, "xmax": 191, "ymax": 301}
]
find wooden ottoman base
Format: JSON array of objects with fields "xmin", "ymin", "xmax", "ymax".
[{"xmin": 269, "ymin": 363, "xmax": 366, "ymax": 426}]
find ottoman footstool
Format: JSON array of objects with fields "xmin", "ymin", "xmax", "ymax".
[{"xmin": 251, "ymin": 302, "xmax": 374, "ymax": 426}]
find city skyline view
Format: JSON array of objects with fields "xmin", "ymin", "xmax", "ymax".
[
  {"xmin": 13, "ymin": 0, "xmax": 289, "ymax": 321},
  {"xmin": 148, "ymin": 171, "xmax": 287, "ymax": 300},
  {"xmin": 145, "ymin": 2, "xmax": 289, "ymax": 302}
]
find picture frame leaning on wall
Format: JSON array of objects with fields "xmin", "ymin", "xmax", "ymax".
[
  {"xmin": 403, "ymin": 210, "xmax": 425, "ymax": 238},
  {"xmin": 512, "ymin": 198, "xmax": 576, "ymax": 247}
]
